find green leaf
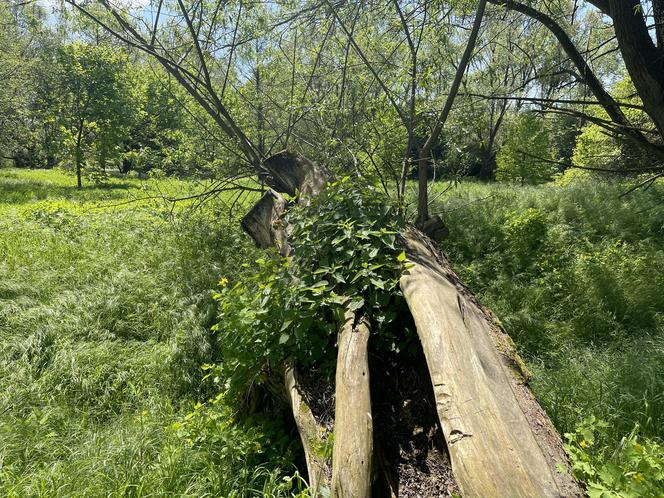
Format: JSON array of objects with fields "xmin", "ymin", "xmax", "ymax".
[{"xmin": 348, "ymin": 298, "xmax": 365, "ymax": 311}]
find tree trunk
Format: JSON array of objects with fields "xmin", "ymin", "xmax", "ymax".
[
  {"xmin": 241, "ymin": 189, "xmax": 290, "ymax": 254},
  {"xmin": 416, "ymin": 152, "xmax": 430, "ymax": 224},
  {"xmin": 400, "ymin": 227, "xmax": 583, "ymax": 497},
  {"xmin": 608, "ymin": 0, "xmax": 664, "ymax": 140},
  {"xmin": 75, "ymin": 121, "xmax": 84, "ymax": 189},
  {"xmin": 654, "ymin": 0, "xmax": 664, "ymax": 49},
  {"xmin": 479, "ymin": 146, "xmax": 496, "ymax": 180},
  {"xmin": 241, "ymin": 151, "xmax": 582, "ymax": 497},
  {"xmin": 331, "ymin": 309, "xmax": 372, "ymax": 498},
  {"xmin": 76, "ymin": 157, "xmax": 82, "ymax": 189},
  {"xmin": 418, "ymin": 0, "xmax": 487, "ymax": 225},
  {"xmin": 284, "ymin": 362, "xmax": 332, "ymax": 494}
]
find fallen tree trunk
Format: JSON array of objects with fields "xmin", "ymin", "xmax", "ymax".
[
  {"xmin": 400, "ymin": 227, "xmax": 583, "ymax": 498},
  {"xmin": 331, "ymin": 309, "xmax": 372, "ymax": 498},
  {"xmin": 260, "ymin": 151, "xmax": 332, "ymax": 201},
  {"xmin": 241, "ymin": 189, "xmax": 289, "ymax": 253},
  {"xmin": 284, "ymin": 361, "xmax": 332, "ymax": 494},
  {"xmin": 241, "ymin": 150, "xmax": 581, "ymax": 497},
  {"xmin": 243, "ymin": 151, "xmax": 340, "ymax": 494}
]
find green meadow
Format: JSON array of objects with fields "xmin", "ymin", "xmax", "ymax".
[{"xmin": 1, "ymin": 168, "xmax": 663, "ymax": 496}]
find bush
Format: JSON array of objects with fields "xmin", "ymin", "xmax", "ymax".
[
  {"xmin": 496, "ymin": 113, "xmax": 555, "ymax": 184},
  {"xmin": 211, "ymin": 178, "xmax": 409, "ymax": 400},
  {"xmin": 565, "ymin": 417, "xmax": 664, "ymax": 498}
]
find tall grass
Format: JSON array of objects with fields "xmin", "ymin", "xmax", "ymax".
[
  {"xmin": 0, "ymin": 168, "xmax": 303, "ymax": 497},
  {"xmin": 431, "ymin": 178, "xmax": 664, "ymax": 443},
  {"xmin": 4, "ymin": 167, "xmax": 663, "ymax": 495}
]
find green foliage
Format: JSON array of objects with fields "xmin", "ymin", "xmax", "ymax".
[
  {"xmin": 431, "ymin": 177, "xmax": 664, "ymax": 445},
  {"xmin": 572, "ymin": 123, "xmax": 621, "ymax": 170},
  {"xmin": 572, "ymin": 75, "xmax": 652, "ymax": 172},
  {"xmin": 502, "ymin": 208, "xmax": 548, "ymax": 267},
  {"xmin": 496, "ymin": 113, "xmax": 555, "ymax": 184},
  {"xmin": 0, "ymin": 169, "xmax": 304, "ymax": 497},
  {"xmin": 170, "ymin": 394, "xmax": 308, "ymax": 497},
  {"xmin": 56, "ymin": 42, "xmax": 139, "ymax": 178},
  {"xmin": 564, "ymin": 417, "xmax": 664, "ymax": 497},
  {"xmin": 212, "ymin": 178, "xmax": 408, "ymax": 400}
]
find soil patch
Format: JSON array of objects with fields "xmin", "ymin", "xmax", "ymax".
[{"xmin": 371, "ymin": 346, "xmax": 459, "ymax": 497}]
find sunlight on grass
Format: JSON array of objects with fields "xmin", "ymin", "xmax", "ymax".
[
  {"xmin": 0, "ymin": 168, "xmax": 301, "ymax": 497},
  {"xmin": 430, "ymin": 177, "xmax": 664, "ymax": 441},
  {"xmin": 2, "ymin": 168, "xmax": 663, "ymax": 495}
]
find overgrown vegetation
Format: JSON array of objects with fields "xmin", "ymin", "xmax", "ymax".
[
  {"xmin": 212, "ymin": 178, "xmax": 409, "ymax": 400},
  {"xmin": 3, "ymin": 167, "xmax": 664, "ymax": 496},
  {"xmin": 564, "ymin": 416, "xmax": 664, "ymax": 497},
  {"xmin": 0, "ymin": 168, "xmax": 305, "ymax": 497},
  {"xmin": 432, "ymin": 175, "xmax": 664, "ymax": 495},
  {"xmin": 3, "ymin": 0, "xmax": 664, "ymax": 494}
]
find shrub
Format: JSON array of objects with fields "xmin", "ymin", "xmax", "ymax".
[
  {"xmin": 211, "ymin": 178, "xmax": 410, "ymax": 400},
  {"xmin": 565, "ymin": 417, "xmax": 664, "ymax": 498},
  {"xmin": 496, "ymin": 113, "xmax": 555, "ymax": 184}
]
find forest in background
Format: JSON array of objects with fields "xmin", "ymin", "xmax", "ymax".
[
  {"xmin": 1, "ymin": 0, "xmax": 664, "ymax": 496},
  {"xmin": 3, "ymin": 0, "xmax": 659, "ymax": 189}
]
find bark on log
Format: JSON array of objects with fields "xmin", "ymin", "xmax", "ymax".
[
  {"xmin": 284, "ymin": 362, "xmax": 332, "ymax": 495},
  {"xmin": 240, "ymin": 189, "xmax": 290, "ymax": 254},
  {"xmin": 400, "ymin": 227, "xmax": 583, "ymax": 498},
  {"xmin": 261, "ymin": 150, "xmax": 333, "ymax": 201},
  {"xmin": 331, "ymin": 309, "xmax": 373, "ymax": 498},
  {"xmin": 417, "ymin": 214, "xmax": 449, "ymax": 242}
]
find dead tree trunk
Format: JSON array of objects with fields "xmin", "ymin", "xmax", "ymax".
[
  {"xmin": 241, "ymin": 151, "xmax": 582, "ymax": 497},
  {"xmin": 241, "ymin": 189, "xmax": 289, "ymax": 253},
  {"xmin": 284, "ymin": 361, "xmax": 332, "ymax": 493},
  {"xmin": 400, "ymin": 227, "xmax": 583, "ymax": 497},
  {"xmin": 331, "ymin": 309, "xmax": 372, "ymax": 497},
  {"xmin": 242, "ymin": 151, "xmax": 340, "ymax": 495}
]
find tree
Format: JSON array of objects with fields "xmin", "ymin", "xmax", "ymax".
[
  {"xmin": 489, "ymin": 0, "xmax": 664, "ymax": 171},
  {"xmin": 496, "ymin": 112, "xmax": 554, "ymax": 184},
  {"xmin": 0, "ymin": 2, "xmax": 34, "ymax": 166},
  {"xmin": 56, "ymin": 42, "xmax": 136, "ymax": 187}
]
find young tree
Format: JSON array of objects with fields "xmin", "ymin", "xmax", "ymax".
[{"xmin": 56, "ymin": 42, "xmax": 136, "ymax": 187}]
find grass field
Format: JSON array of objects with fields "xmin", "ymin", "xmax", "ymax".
[
  {"xmin": 0, "ymin": 168, "xmax": 304, "ymax": 497},
  {"xmin": 1, "ymin": 167, "xmax": 663, "ymax": 496},
  {"xmin": 431, "ymin": 178, "xmax": 664, "ymax": 443}
]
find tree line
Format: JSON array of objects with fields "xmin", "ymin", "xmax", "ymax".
[{"xmin": 1, "ymin": 0, "xmax": 663, "ymax": 201}]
